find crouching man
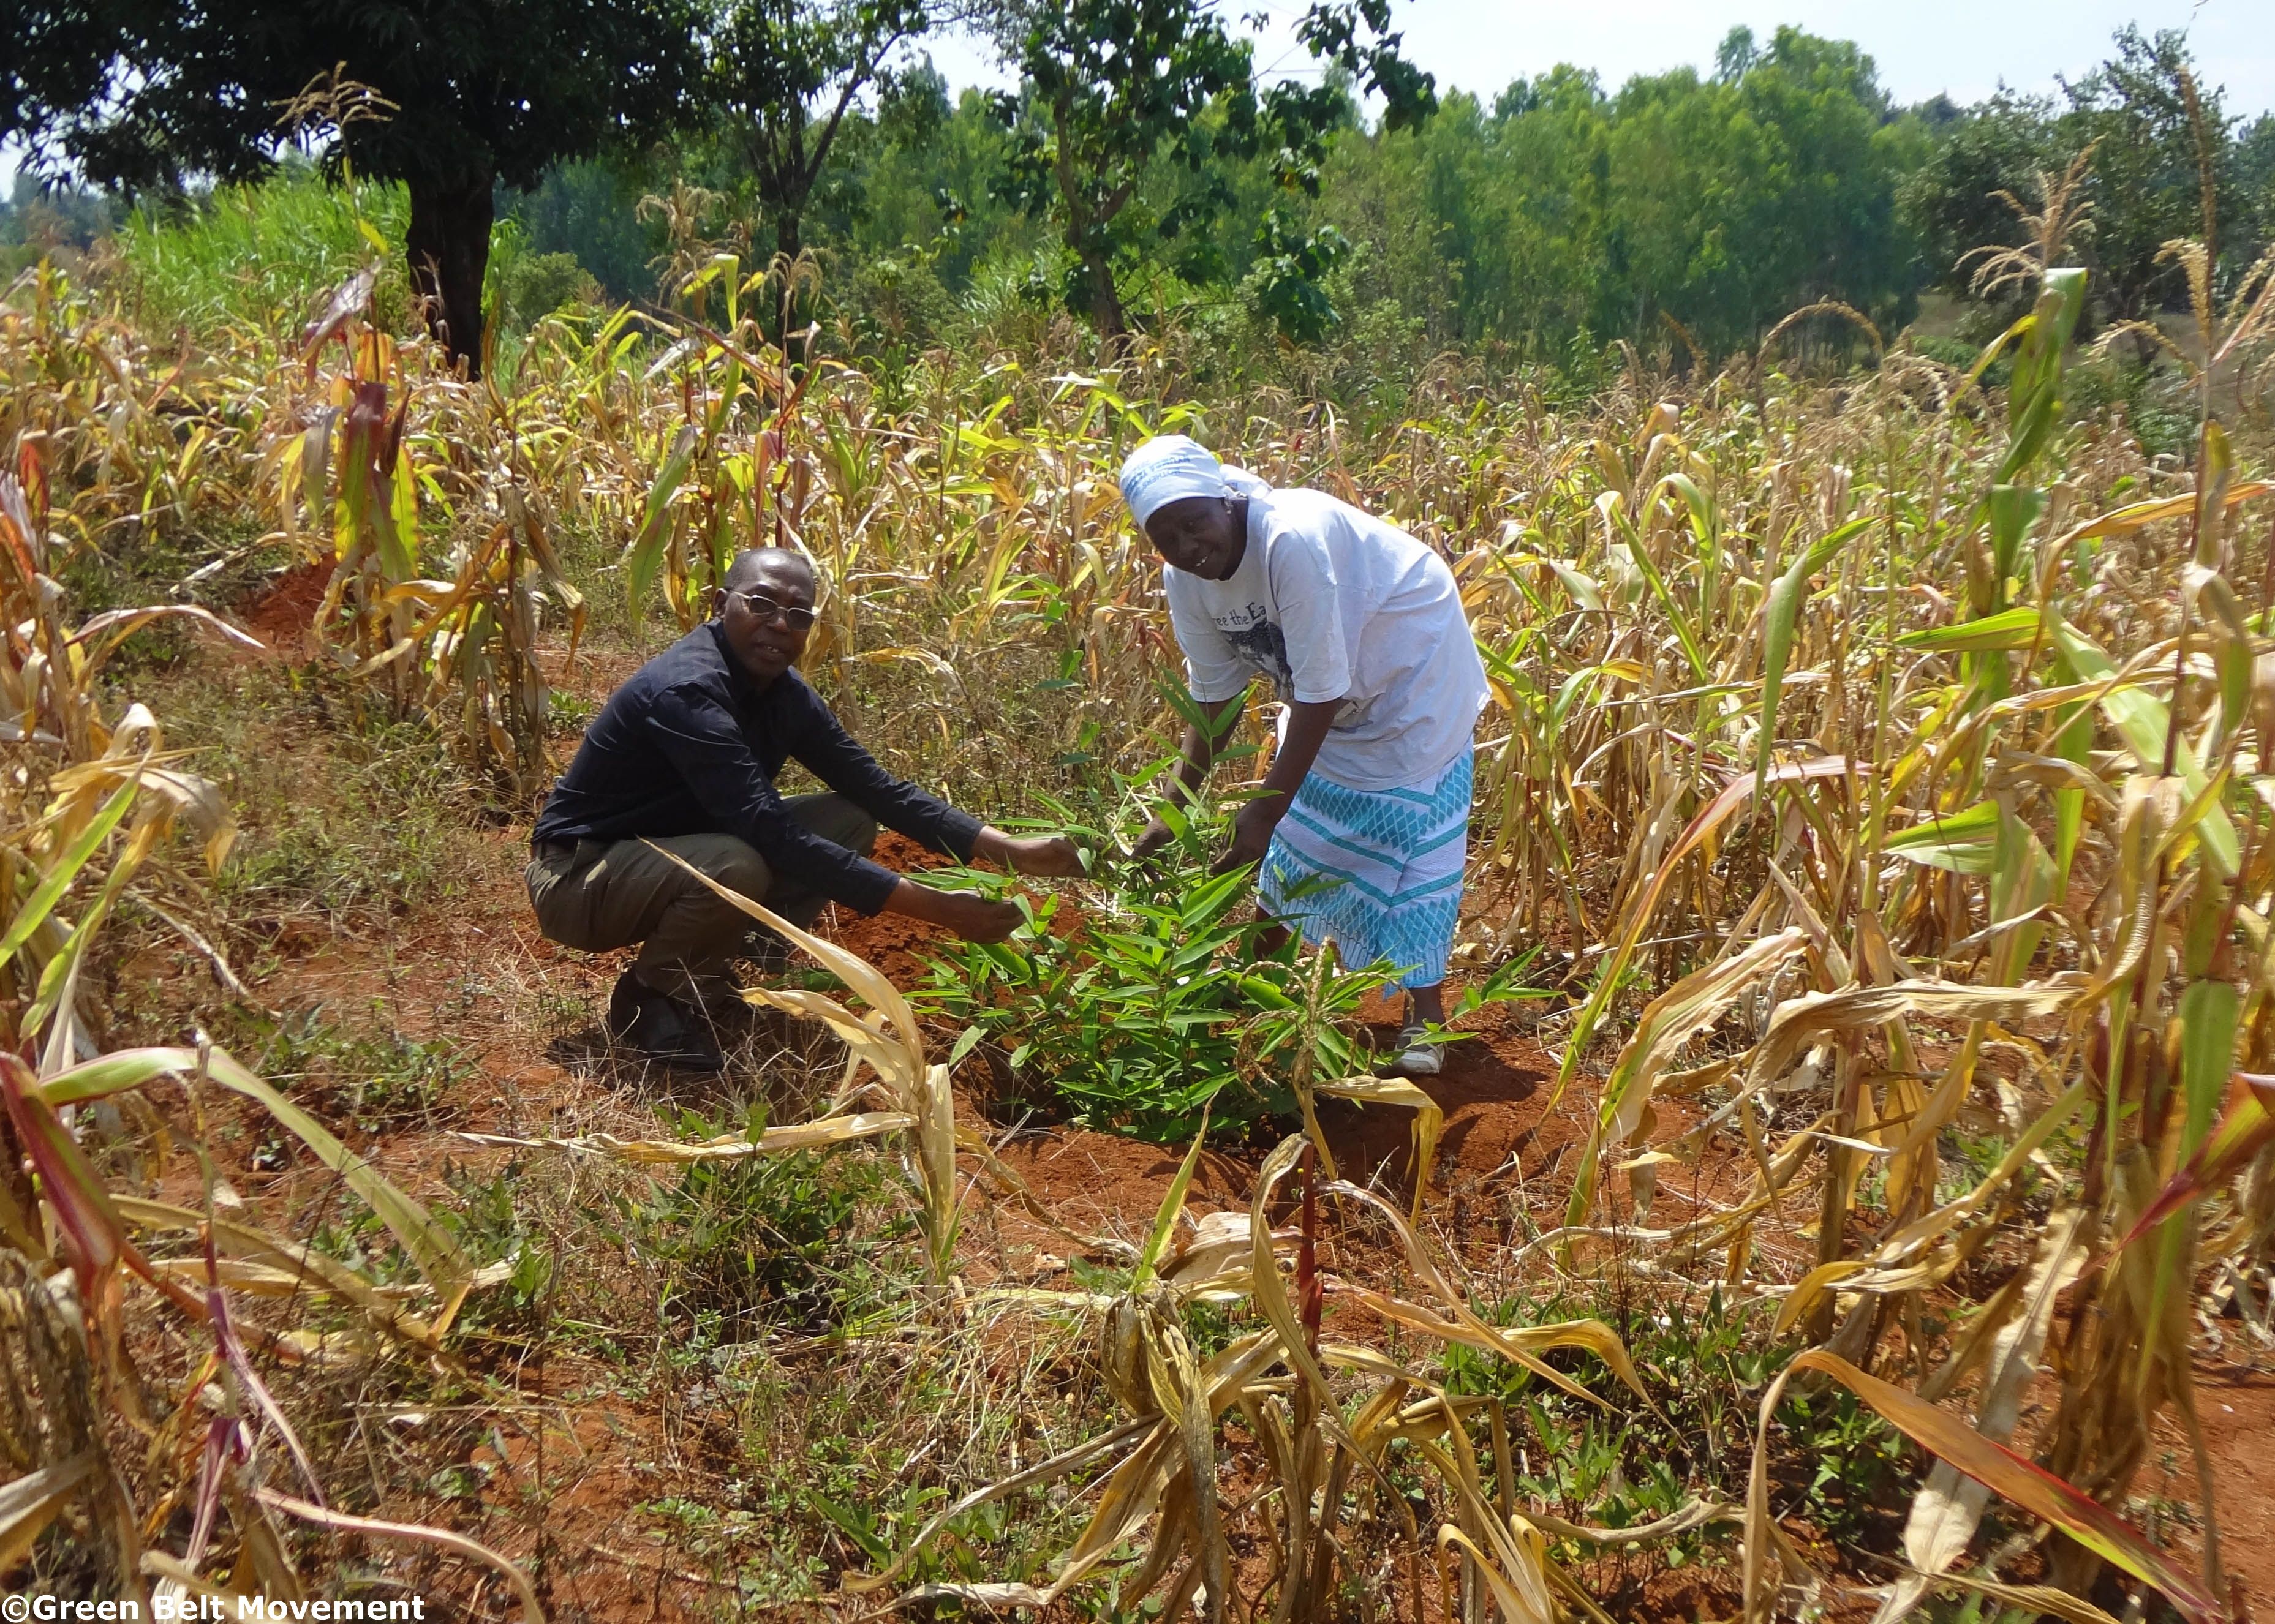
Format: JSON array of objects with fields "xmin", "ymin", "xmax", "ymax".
[{"xmin": 529, "ymin": 546, "xmax": 1081, "ymax": 1069}]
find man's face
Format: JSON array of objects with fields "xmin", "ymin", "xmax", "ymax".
[
  {"xmin": 717, "ymin": 558, "xmax": 816, "ymax": 682},
  {"xmin": 1144, "ymin": 495, "xmax": 1245, "ymax": 580}
]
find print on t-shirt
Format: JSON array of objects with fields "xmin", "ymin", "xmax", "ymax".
[{"xmin": 1220, "ymin": 603, "xmax": 1294, "ymax": 694}]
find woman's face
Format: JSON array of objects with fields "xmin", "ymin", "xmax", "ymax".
[{"xmin": 1144, "ymin": 495, "xmax": 1246, "ymax": 580}]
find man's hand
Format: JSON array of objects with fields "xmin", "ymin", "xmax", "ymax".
[
  {"xmin": 888, "ymin": 879, "xmax": 1027, "ymax": 943},
  {"xmin": 936, "ymin": 891, "xmax": 1025, "ymax": 944},
  {"xmin": 1212, "ymin": 799, "xmax": 1281, "ymax": 876},
  {"xmin": 974, "ymin": 826, "xmax": 1085, "ymax": 878}
]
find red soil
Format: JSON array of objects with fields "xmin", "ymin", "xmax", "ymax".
[{"xmin": 238, "ymin": 555, "xmax": 333, "ymax": 658}]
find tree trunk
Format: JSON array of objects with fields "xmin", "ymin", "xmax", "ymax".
[
  {"xmin": 1078, "ymin": 239, "xmax": 1126, "ymax": 343},
  {"xmin": 405, "ymin": 170, "xmax": 495, "ymax": 378}
]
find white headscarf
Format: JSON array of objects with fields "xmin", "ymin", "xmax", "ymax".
[{"xmin": 1118, "ymin": 434, "xmax": 1231, "ymax": 527}]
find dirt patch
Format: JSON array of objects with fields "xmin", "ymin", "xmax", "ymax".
[
  {"xmin": 2197, "ymin": 1361, "xmax": 2275, "ymax": 1606},
  {"xmin": 2140, "ymin": 1358, "xmax": 2275, "ymax": 1613},
  {"xmin": 237, "ymin": 556, "xmax": 333, "ymax": 658}
]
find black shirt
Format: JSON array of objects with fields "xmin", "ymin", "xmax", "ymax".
[{"xmin": 532, "ymin": 623, "xmax": 980, "ymax": 914}]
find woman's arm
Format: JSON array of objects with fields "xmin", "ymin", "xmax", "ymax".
[
  {"xmin": 1213, "ymin": 696, "xmax": 1340, "ymax": 875},
  {"xmin": 1131, "ymin": 690, "xmax": 1250, "ymax": 858}
]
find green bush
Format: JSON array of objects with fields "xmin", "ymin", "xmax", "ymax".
[
  {"xmin": 915, "ymin": 848, "xmax": 1395, "ymax": 1144},
  {"xmin": 638, "ymin": 1132, "xmax": 912, "ymax": 1337},
  {"xmin": 497, "ymin": 249, "xmax": 600, "ymax": 333}
]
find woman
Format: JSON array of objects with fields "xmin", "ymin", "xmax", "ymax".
[{"xmin": 1122, "ymin": 435, "xmax": 1487, "ymax": 1075}]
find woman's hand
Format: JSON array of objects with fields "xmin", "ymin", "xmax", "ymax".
[
  {"xmin": 974, "ymin": 826, "xmax": 1086, "ymax": 878},
  {"xmin": 1129, "ymin": 817, "xmax": 1177, "ymax": 862},
  {"xmin": 1212, "ymin": 797, "xmax": 1281, "ymax": 876}
]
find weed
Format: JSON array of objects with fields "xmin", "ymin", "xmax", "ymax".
[
  {"xmin": 1446, "ymin": 1285, "xmax": 1779, "ymax": 1558},
  {"xmin": 246, "ymin": 1004, "xmax": 465, "ymax": 1133},
  {"xmin": 636, "ymin": 1127, "xmax": 913, "ymax": 1337}
]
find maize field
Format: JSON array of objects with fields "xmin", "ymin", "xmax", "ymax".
[{"xmin": 2, "ymin": 222, "xmax": 2274, "ymax": 1624}]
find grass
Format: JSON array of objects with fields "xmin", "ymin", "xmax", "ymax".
[
  {"xmin": 115, "ymin": 162, "xmax": 413, "ymax": 337},
  {"xmin": 159, "ymin": 664, "xmax": 488, "ymax": 949},
  {"xmin": 4, "ymin": 176, "xmax": 2275, "ymax": 1622}
]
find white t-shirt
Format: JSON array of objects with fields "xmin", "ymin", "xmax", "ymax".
[{"xmin": 1162, "ymin": 484, "xmax": 1488, "ymax": 792}]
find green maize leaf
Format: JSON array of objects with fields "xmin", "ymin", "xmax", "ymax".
[
  {"xmin": 1884, "ymin": 801, "xmax": 2001, "ymax": 874},
  {"xmin": 1986, "ymin": 484, "xmax": 2046, "ymax": 594},
  {"xmin": 1621, "ymin": 528, "xmax": 1710, "ymax": 683},
  {"xmin": 23, "ymin": 821, "xmax": 150, "ymax": 1041},
  {"xmin": 2184, "ymin": 563, "xmax": 2255, "ymax": 742},
  {"xmin": 1544, "ymin": 557, "xmax": 1604, "ymax": 614},
  {"xmin": 2136, "ymin": 979, "xmax": 2244, "ymax": 1378},
  {"xmin": 2193, "ymin": 421, "xmax": 2235, "ymax": 568},
  {"xmin": 0, "ymin": 774, "xmax": 141, "ymax": 966},
  {"xmin": 2179, "ymin": 980, "xmax": 2242, "ymax": 1157},
  {"xmin": 1133, "ymin": 1118, "xmax": 1210, "ymax": 1290},
  {"xmin": 2051, "ymin": 693, "xmax": 2091, "ymax": 888},
  {"xmin": 2047, "ymin": 614, "xmax": 2238, "ymax": 875},
  {"xmin": 1656, "ymin": 471, "xmax": 1716, "ymax": 546},
  {"xmin": 1995, "ymin": 269, "xmax": 2086, "ymax": 482},
  {"xmin": 1985, "ymin": 801, "xmax": 2056, "ymax": 983},
  {"xmin": 2119, "ymin": 1073, "xmax": 2275, "ymax": 1248},
  {"xmin": 1895, "ymin": 606, "xmax": 2044, "ymax": 653},
  {"xmin": 626, "ymin": 424, "xmax": 698, "ymax": 621},
  {"xmin": 1755, "ymin": 516, "xmax": 1874, "ymax": 798},
  {"xmin": 382, "ymin": 430, "xmax": 420, "ymax": 581}
]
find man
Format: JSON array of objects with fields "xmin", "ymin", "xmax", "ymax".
[
  {"xmin": 1120, "ymin": 436, "xmax": 1487, "ymax": 1077},
  {"xmin": 529, "ymin": 546, "xmax": 1082, "ymax": 1069}
]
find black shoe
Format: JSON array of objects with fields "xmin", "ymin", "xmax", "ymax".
[{"xmin": 605, "ymin": 970, "xmax": 726, "ymax": 1072}]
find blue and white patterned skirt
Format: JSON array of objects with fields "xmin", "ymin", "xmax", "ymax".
[{"xmin": 1258, "ymin": 749, "xmax": 1473, "ymax": 988}]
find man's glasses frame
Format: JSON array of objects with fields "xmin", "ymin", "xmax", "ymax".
[{"xmin": 724, "ymin": 589, "xmax": 818, "ymax": 631}]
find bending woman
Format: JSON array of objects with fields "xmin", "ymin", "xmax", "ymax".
[{"xmin": 1121, "ymin": 435, "xmax": 1488, "ymax": 1076}]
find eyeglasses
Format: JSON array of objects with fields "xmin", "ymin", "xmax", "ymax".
[{"xmin": 726, "ymin": 590, "xmax": 817, "ymax": 631}]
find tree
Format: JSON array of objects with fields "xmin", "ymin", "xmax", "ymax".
[
  {"xmin": 2060, "ymin": 27, "xmax": 2241, "ymax": 319},
  {"xmin": 707, "ymin": 0, "xmax": 954, "ymax": 263},
  {"xmin": 3, "ymin": 0, "xmax": 703, "ymax": 375},
  {"xmin": 990, "ymin": 0, "xmax": 1433, "ymax": 340},
  {"xmin": 1896, "ymin": 91, "xmax": 2062, "ymax": 298},
  {"xmin": 1901, "ymin": 29, "xmax": 2269, "ymax": 329}
]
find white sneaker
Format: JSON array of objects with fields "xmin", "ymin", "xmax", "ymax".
[{"xmin": 1391, "ymin": 1025, "xmax": 1441, "ymax": 1077}]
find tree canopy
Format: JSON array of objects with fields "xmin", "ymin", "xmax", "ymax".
[
  {"xmin": 3, "ymin": 0, "xmax": 705, "ymax": 372},
  {"xmin": 709, "ymin": 0, "xmax": 953, "ymax": 263},
  {"xmin": 988, "ymin": 0, "xmax": 1434, "ymax": 338},
  {"xmin": 11, "ymin": 7, "xmax": 2271, "ymax": 378}
]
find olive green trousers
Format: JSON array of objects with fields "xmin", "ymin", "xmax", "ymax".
[{"xmin": 524, "ymin": 792, "xmax": 878, "ymax": 1007}]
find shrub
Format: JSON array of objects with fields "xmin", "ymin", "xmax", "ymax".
[
  {"xmin": 497, "ymin": 249, "xmax": 601, "ymax": 333},
  {"xmin": 916, "ymin": 851, "xmax": 1397, "ymax": 1144},
  {"xmin": 116, "ymin": 163, "xmax": 413, "ymax": 336}
]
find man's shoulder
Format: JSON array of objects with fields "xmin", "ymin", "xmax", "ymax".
[{"xmin": 620, "ymin": 625, "xmax": 734, "ymax": 699}]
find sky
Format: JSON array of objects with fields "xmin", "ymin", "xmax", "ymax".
[{"xmin": 919, "ymin": 0, "xmax": 2275, "ymax": 118}]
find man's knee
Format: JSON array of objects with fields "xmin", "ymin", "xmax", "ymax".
[
  {"xmin": 693, "ymin": 836, "xmax": 770, "ymax": 903},
  {"xmin": 789, "ymin": 794, "xmax": 877, "ymax": 857}
]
